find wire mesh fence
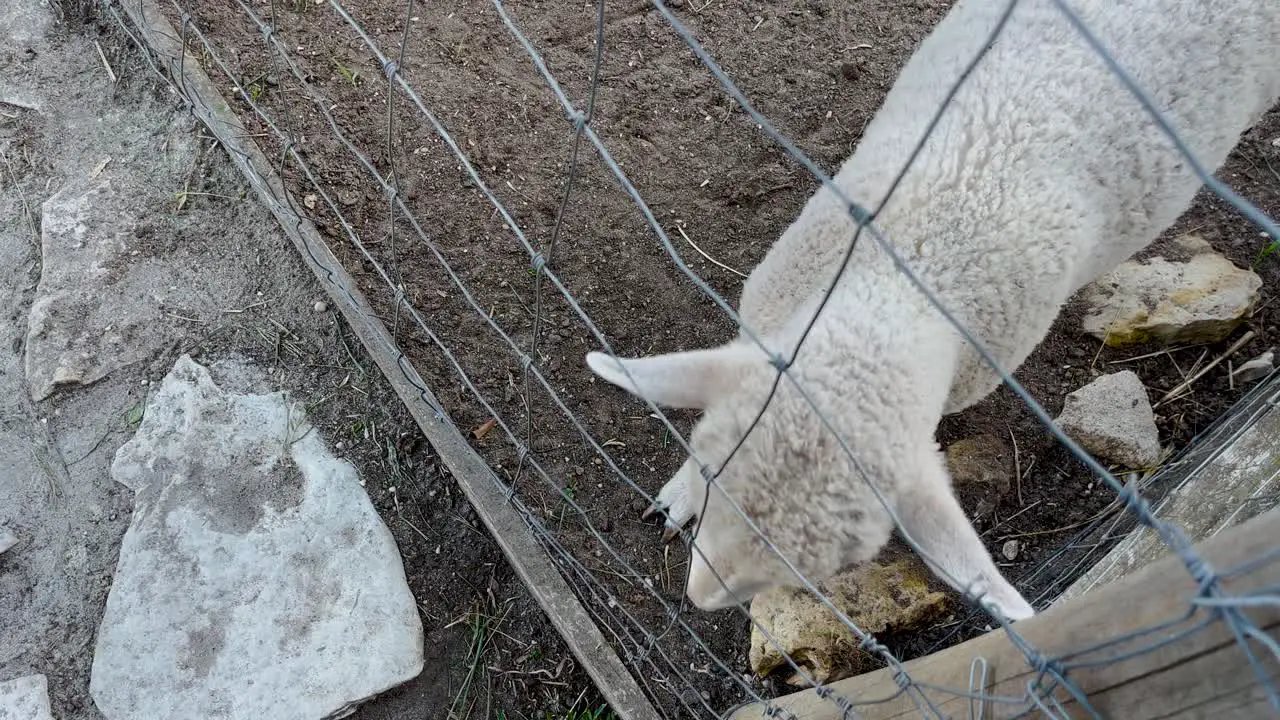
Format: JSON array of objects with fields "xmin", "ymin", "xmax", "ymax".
[{"xmin": 102, "ymin": 0, "xmax": 1280, "ymax": 716}]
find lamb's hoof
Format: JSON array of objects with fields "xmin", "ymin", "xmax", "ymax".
[
  {"xmin": 640, "ymin": 480, "xmax": 695, "ymax": 542},
  {"xmin": 661, "ymin": 515, "xmax": 698, "ymax": 545}
]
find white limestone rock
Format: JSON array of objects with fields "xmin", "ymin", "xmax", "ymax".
[
  {"xmin": 24, "ymin": 180, "xmax": 172, "ymax": 401},
  {"xmin": 0, "ymin": 674, "xmax": 54, "ymax": 720},
  {"xmin": 1055, "ymin": 370, "xmax": 1161, "ymax": 469},
  {"xmin": 90, "ymin": 355, "xmax": 423, "ymax": 720}
]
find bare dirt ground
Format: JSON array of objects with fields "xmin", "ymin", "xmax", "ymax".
[{"xmin": 146, "ymin": 0, "xmax": 1280, "ymax": 713}]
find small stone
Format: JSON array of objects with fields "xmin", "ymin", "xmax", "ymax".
[
  {"xmin": 0, "ymin": 527, "xmax": 17, "ymax": 555},
  {"xmin": 1171, "ymin": 233, "xmax": 1214, "ymax": 256},
  {"xmin": 1080, "ymin": 251, "xmax": 1262, "ymax": 348},
  {"xmin": 945, "ymin": 434, "xmax": 1013, "ymax": 497},
  {"xmin": 52, "ymin": 366, "xmax": 84, "ymax": 386},
  {"xmin": 1002, "ymin": 539, "xmax": 1020, "ymax": 561},
  {"xmin": 1054, "ymin": 370, "xmax": 1161, "ymax": 469},
  {"xmin": 1232, "ymin": 350, "xmax": 1274, "ymax": 385},
  {"xmin": 313, "ymin": 300, "xmax": 328, "ymax": 313},
  {"xmin": 973, "ymin": 499, "xmax": 996, "ymax": 524},
  {"xmin": 0, "ymin": 674, "xmax": 54, "ymax": 720},
  {"xmin": 748, "ymin": 557, "xmax": 948, "ymax": 685}
]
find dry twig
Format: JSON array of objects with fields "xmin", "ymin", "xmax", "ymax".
[
  {"xmin": 676, "ymin": 224, "xmax": 746, "ymax": 279},
  {"xmin": 1154, "ymin": 330, "xmax": 1256, "ymax": 408}
]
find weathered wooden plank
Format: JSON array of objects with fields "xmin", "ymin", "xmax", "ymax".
[
  {"xmin": 728, "ymin": 505, "xmax": 1280, "ymax": 720},
  {"xmin": 111, "ymin": 3, "xmax": 660, "ymax": 718}
]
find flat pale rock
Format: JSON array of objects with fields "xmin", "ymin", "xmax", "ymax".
[
  {"xmin": 1080, "ymin": 250, "xmax": 1261, "ymax": 348},
  {"xmin": 1054, "ymin": 370, "xmax": 1161, "ymax": 469},
  {"xmin": 91, "ymin": 355, "xmax": 423, "ymax": 720},
  {"xmin": 0, "ymin": 0, "xmax": 52, "ymax": 51},
  {"xmin": 0, "ymin": 528, "xmax": 15, "ymax": 555},
  {"xmin": 748, "ymin": 557, "xmax": 948, "ymax": 686},
  {"xmin": 0, "ymin": 674, "xmax": 54, "ymax": 720},
  {"xmin": 25, "ymin": 180, "xmax": 170, "ymax": 401}
]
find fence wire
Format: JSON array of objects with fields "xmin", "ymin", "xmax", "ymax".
[{"xmin": 102, "ymin": 0, "xmax": 1280, "ymax": 717}]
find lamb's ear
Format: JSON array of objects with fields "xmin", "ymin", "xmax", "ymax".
[{"xmin": 585, "ymin": 345, "xmax": 755, "ymax": 409}]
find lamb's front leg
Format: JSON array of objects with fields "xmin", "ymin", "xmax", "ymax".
[
  {"xmin": 896, "ymin": 446, "xmax": 1035, "ymax": 621},
  {"xmin": 641, "ymin": 457, "xmax": 699, "ymax": 543}
]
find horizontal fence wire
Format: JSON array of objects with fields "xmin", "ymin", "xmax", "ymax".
[{"xmin": 104, "ymin": 0, "xmax": 1280, "ymax": 716}]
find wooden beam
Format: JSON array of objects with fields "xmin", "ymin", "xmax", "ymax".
[
  {"xmin": 111, "ymin": 3, "xmax": 659, "ymax": 719},
  {"xmin": 728, "ymin": 505, "xmax": 1280, "ymax": 720}
]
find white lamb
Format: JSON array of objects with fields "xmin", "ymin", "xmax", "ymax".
[{"xmin": 586, "ymin": 0, "xmax": 1280, "ymax": 621}]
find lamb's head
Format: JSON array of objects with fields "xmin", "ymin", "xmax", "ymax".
[{"xmin": 586, "ymin": 343, "xmax": 895, "ymax": 611}]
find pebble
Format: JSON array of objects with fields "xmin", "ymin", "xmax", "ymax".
[
  {"xmin": 313, "ymin": 300, "xmax": 328, "ymax": 313},
  {"xmin": 1002, "ymin": 539, "xmax": 1020, "ymax": 561},
  {"xmin": 1232, "ymin": 350, "xmax": 1275, "ymax": 385}
]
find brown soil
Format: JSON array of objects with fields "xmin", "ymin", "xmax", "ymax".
[{"xmin": 132, "ymin": 0, "xmax": 1279, "ymax": 716}]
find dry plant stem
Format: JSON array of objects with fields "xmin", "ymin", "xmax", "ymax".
[
  {"xmin": 1009, "ymin": 427, "xmax": 1024, "ymax": 507},
  {"xmin": 676, "ymin": 224, "xmax": 747, "ymax": 278},
  {"xmin": 1107, "ymin": 343, "xmax": 1209, "ymax": 365},
  {"xmin": 1154, "ymin": 330, "xmax": 1257, "ymax": 408},
  {"xmin": 95, "ymin": 40, "xmax": 118, "ymax": 82},
  {"xmin": 0, "ymin": 149, "xmax": 38, "ymax": 244}
]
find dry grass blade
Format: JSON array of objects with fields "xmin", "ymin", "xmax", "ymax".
[
  {"xmin": 676, "ymin": 224, "xmax": 747, "ymax": 278},
  {"xmin": 1154, "ymin": 330, "xmax": 1257, "ymax": 408}
]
